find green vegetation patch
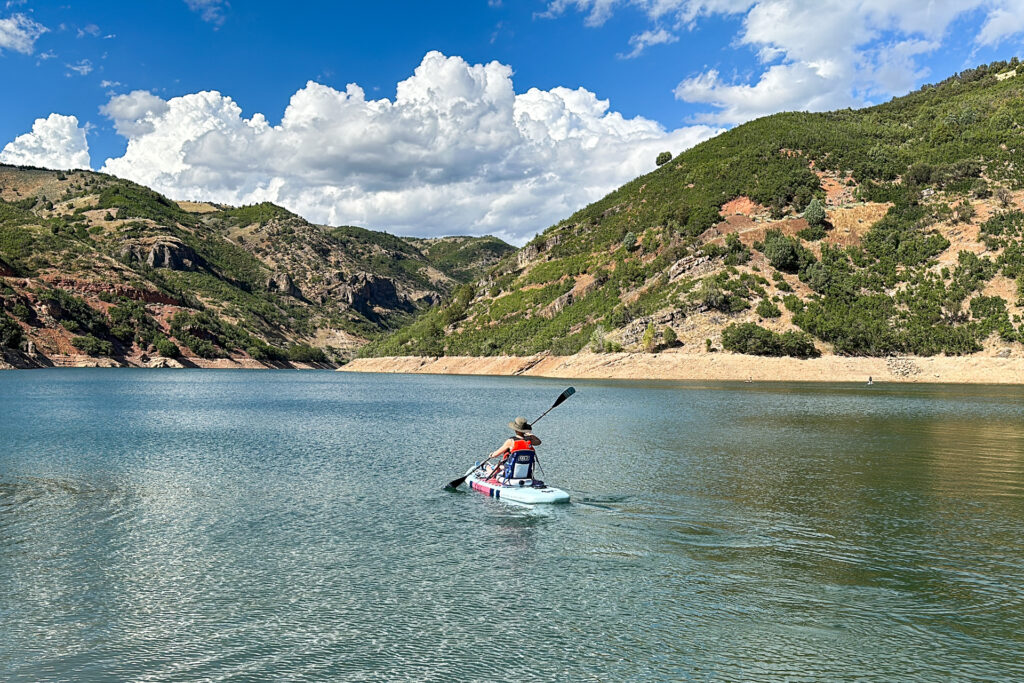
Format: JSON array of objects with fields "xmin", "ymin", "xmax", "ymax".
[
  {"xmin": 722, "ymin": 322, "xmax": 820, "ymax": 358},
  {"xmin": 0, "ymin": 310, "xmax": 22, "ymax": 348},
  {"xmin": 219, "ymin": 202, "xmax": 296, "ymax": 226},
  {"xmin": 98, "ymin": 183, "xmax": 194, "ymax": 226}
]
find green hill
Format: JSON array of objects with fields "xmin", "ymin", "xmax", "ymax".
[
  {"xmin": 361, "ymin": 58, "xmax": 1024, "ymax": 360},
  {"xmin": 0, "ymin": 166, "xmax": 512, "ymax": 366}
]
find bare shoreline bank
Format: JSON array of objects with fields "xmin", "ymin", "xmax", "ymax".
[
  {"xmin": 340, "ymin": 352, "xmax": 1024, "ymax": 384},
  {"xmin": 1, "ymin": 351, "xmax": 336, "ymax": 371}
]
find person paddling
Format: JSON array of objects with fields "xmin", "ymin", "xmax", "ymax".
[{"xmin": 486, "ymin": 417, "xmax": 541, "ymax": 480}]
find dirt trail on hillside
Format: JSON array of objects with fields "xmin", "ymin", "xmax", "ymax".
[{"xmin": 341, "ymin": 353, "xmax": 1024, "ymax": 384}]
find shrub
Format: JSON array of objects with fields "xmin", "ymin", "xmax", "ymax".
[
  {"xmin": 797, "ymin": 224, "xmax": 827, "ymax": 241},
  {"xmin": 996, "ymin": 186, "xmax": 1012, "ymax": 208},
  {"xmin": 702, "ymin": 233, "xmax": 751, "ymax": 265},
  {"xmin": 246, "ymin": 345, "xmax": 268, "ymax": 360},
  {"xmin": 663, "ymin": 326, "xmax": 677, "ymax": 347},
  {"xmin": 756, "ymin": 299, "xmax": 782, "ymax": 318},
  {"xmin": 971, "ymin": 179, "xmax": 991, "ymax": 199},
  {"xmin": 760, "ymin": 229, "xmax": 814, "ymax": 274},
  {"xmin": 181, "ymin": 336, "xmax": 219, "ymax": 358},
  {"xmin": 71, "ymin": 335, "xmax": 113, "ymax": 356},
  {"xmin": 621, "ymin": 232, "xmax": 637, "ymax": 252},
  {"xmin": 656, "ymin": 151, "xmax": 672, "ymax": 166},
  {"xmin": 154, "ymin": 335, "xmax": 180, "ymax": 358},
  {"xmin": 695, "ymin": 277, "xmax": 726, "ymax": 311},
  {"xmin": 783, "ymin": 295, "xmax": 804, "ymax": 313},
  {"xmin": 12, "ymin": 302, "xmax": 32, "ymax": 321},
  {"xmin": 954, "ymin": 199, "xmax": 975, "ymax": 223},
  {"xmin": 721, "ymin": 322, "xmax": 819, "ymax": 358},
  {"xmin": 0, "ymin": 311, "xmax": 22, "ymax": 348},
  {"xmin": 904, "ymin": 163, "xmax": 935, "ymax": 187},
  {"xmin": 804, "ymin": 198, "xmax": 826, "ymax": 227},
  {"xmin": 286, "ymin": 343, "xmax": 327, "ymax": 363},
  {"xmin": 773, "ymin": 271, "xmax": 794, "ymax": 292},
  {"xmin": 723, "ymin": 232, "xmax": 750, "ymax": 265}
]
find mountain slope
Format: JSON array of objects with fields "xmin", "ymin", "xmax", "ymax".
[
  {"xmin": 361, "ymin": 58, "xmax": 1024, "ymax": 361},
  {"xmin": 0, "ymin": 166, "xmax": 513, "ymax": 366}
]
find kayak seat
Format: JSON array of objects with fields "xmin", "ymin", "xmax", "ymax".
[{"xmin": 502, "ymin": 450, "xmax": 535, "ymax": 482}]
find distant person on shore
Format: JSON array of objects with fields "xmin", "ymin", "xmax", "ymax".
[
  {"xmin": 486, "ymin": 417, "xmax": 541, "ymax": 479},
  {"xmin": 867, "ymin": 376, "xmax": 873, "ymax": 385}
]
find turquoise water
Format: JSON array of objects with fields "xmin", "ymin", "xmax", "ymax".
[{"xmin": 2, "ymin": 370, "xmax": 1023, "ymax": 681}]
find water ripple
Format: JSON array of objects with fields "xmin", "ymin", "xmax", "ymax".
[{"xmin": 2, "ymin": 370, "xmax": 1024, "ymax": 681}]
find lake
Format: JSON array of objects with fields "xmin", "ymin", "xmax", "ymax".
[{"xmin": 2, "ymin": 369, "xmax": 1023, "ymax": 681}]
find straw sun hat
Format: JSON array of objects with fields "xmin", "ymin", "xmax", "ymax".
[{"xmin": 508, "ymin": 416, "xmax": 532, "ymax": 433}]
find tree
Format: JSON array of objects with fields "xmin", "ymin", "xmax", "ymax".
[
  {"xmin": 804, "ymin": 198, "xmax": 826, "ymax": 227},
  {"xmin": 760, "ymin": 229, "xmax": 811, "ymax": 273},
  {"xmin": 656, "ymin": 151, "xmax": 672, "ymax": 166},
  {"xmin": 0, "ymin": 311, "xmax": 23, "ymax": 348},
  {"xmin": 663, "ymin": 326, "xmax": 677, "ymax": 348},
  {"xmin": 642, "ymin": 324, "xmax": 655, "ymax": 352},
  {"xmin": 154, "ymin": 335, "xmax": 180, "ymax": 358},
  {"xmin": 621, "ymin": 231, "xmax": 637, "ymax": 251}
]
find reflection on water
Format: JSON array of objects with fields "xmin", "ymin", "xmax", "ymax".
[{"xmin": 2, "ymin": 370, "xmax": 1024, "ymax": 681}]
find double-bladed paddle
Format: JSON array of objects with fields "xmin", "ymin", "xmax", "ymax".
[{"xmin": 445, "ymin": 386, "xmax": 576, "ymax": 490}]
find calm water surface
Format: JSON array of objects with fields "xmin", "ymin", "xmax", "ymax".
[{"xmin": 1, "ymin": 369, "xmax": 1023, "ymax": 681}]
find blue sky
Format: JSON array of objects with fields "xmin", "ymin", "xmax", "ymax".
[{"xmin": 1, "ymin": 1, "xmax": 1022, "ymax": 242}]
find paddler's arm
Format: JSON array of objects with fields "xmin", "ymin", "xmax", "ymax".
[
  {"xmin": 525, "ymin": 433, "xmax": 541, "ymax": 446},
  {"xmin": 487, "ymin": 438, "xmax": 514, "ymax": 460}
]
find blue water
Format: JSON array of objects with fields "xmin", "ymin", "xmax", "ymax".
[{"xmin": 2, "ymin": 369, "xmax": 1023, "ymax": 681}]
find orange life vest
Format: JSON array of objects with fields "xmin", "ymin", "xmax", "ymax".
[{"xmin": 511, "ymin": 439, "xmax": 535, "ymax": 453}]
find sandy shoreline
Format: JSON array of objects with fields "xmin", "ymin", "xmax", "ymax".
[
  {"xmin": 1, "ymin": 352, "xmax": 336, "ymax": 371},
  {"xmin": 340, "ymin": 352, "xmax": 1024, "ymax": 384}
]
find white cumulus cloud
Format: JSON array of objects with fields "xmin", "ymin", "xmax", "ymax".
[
  {"xmin": 100, "ymin": 89, "xmax": 171, "ymax": 136},
  {"xmin": 976, "ymin": 0, "xmax": 1024, "ymax": 47},
  {"xmin": 0, "ymin": 113, "xmax": 91, "ymax": 170},
  {"xmin": 0, "ymin": 11, "xmax": 47, "ymax": 54},
  {"xmin": 98, "ymin": 51, "xmax": 719, "ymax": 243},
  {"xmin": 545, "ymin": 0, "xmax": 1024, "ymax": 125}
]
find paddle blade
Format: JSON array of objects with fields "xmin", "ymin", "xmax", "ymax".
[
  {"xmin": 445, "ymin": 475, "xmax": 468, "ymax": 491},
  {"xmin": 551, "ymin": 386, "xmax": 575, "ymax": 409}
]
